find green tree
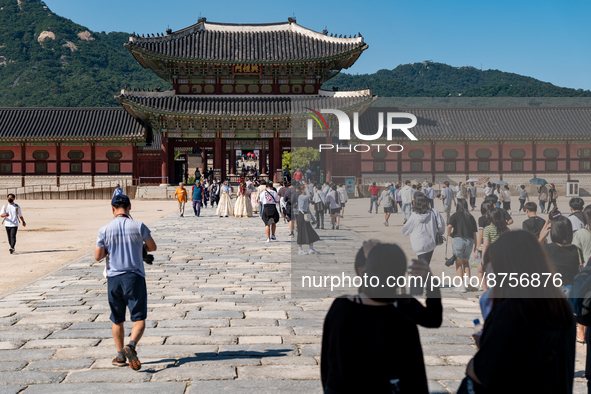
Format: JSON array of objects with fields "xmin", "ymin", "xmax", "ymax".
[
  {"xmin": 290, "ymin": 148, "xmax": 319, "ymax": 172},
  {"xmin": 282, "ymin": 151, "xmax": 291, "ymax": 170}
]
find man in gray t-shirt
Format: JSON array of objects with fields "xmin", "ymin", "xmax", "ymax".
[
  {"xmin": 439, "ymin": 182, "xmax": 456, "ymax": 223},
  {"xmin": 517, "ymin": 185, "xmax": 530, "ymax": 214},
  {"xmin": 95, "ymin": 195, "xmax": 157, "ymax": 371}
]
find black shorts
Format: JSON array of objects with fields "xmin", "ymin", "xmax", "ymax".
[
  {"xmin": 341, "ymin": 203, "xmax": 346, "ymax": 208},
  {"xmin": 107, "ymin": 272, "xmax": 147, "ymax": 324},
  {"xmin": 330, "ymin": 208, "xmax": 341, "ymax": 215},
  {"xmin": 262, "ymin": 204, "xmax": 279, "ymax": 225},
  {"xmin": 384, "ymin": 207, "xmax": 393, "ymax": 213}
]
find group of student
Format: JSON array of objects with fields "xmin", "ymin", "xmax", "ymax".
[{"xmin": 321, "ymin": 232, "xmax": 577, "ymax": 393}]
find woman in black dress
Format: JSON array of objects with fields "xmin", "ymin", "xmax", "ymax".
[{"xmin": 296, "ymin": 184, "xmax": 319, "ymax": 255}]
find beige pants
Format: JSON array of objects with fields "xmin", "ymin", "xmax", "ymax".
[{"xmin": 178, "ymin": 201, "xmax": 185, "ymax": 216}]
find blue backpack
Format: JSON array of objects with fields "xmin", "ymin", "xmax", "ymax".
[{"xmin": 568, "ymin": 265, "xmax": 591, "ymax": 326}]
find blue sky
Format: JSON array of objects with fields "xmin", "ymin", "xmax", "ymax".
[{"xmin": 43, "ymin": 0, "xmax": 591, "ymax": 90}]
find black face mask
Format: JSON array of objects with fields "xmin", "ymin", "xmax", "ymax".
[{"xmin": 7, "ymin": 199, "xmax": 14, "ymax": 204}]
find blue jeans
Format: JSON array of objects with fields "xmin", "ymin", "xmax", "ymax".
[
  {"xmin": 539, "ymin": 200, "xmax": 546, "ymax": 212},
  {"xmin": 401, "ymin": 203, "xmax": 412, "ymax": 220},
  {"xmin": 193, "ymin": 200, "xmax": 202, "ymax": 216},
  {"xmin": 369, "ymin": 195, "xmax": 379, "ymax": 213}
]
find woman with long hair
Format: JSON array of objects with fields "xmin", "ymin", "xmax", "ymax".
[
  {"xmin": 538, "ymin": 209, "xmax": 583, "ymax": 286},
  {"xmin": 548, "ymin": 183, "xmax": 558, "ymax": 212},
  {"xmin": 501, "ymin": 185, "xmax": 511, "ymax": 215},
  {"xmin": 234, "ymin": 179, "xmax": 253, "ymax": 218},
  {"xmin": 538, "ymin": 184, "xmax": 549, "ymax": 213},
  {"xmin": 493, "ymin": 184, "xmax": 502, "ymax": 208},
  {"xmin": 250, "ymin": 180, "xmax": 260, "ymax": 214},
  {"xmin": 447, "ymin": 199, "xmax": 478, "ymax": 292},
  {"xmin": 464, "ymin": 231, "xmax": 575, "ymax": 393},
  {"xmin": 402, "ymin": 194, "xmax": 445, "ymax": 265},
  {"xmin": 296, "ymin": 183, "xmax": 319, "ymax": 254},
  {"xmin": 481, "ymin": 207, "xmax": 509, "ymax": 260},
  {"xmin": 321, "ymin": 243, "xmax": 442, "ymax": 394}
]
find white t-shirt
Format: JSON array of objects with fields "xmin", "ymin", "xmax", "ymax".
[
  {"xmin": 1, "ymin": 204, "xmax": 22, "ymax": 227},
  {"xmin": 259, "ymin": 189, "xmax": 279, "ymax": 205},
  {"xmin": 502, "ymin": 190, "xmax": 511, "ymax": 202}
]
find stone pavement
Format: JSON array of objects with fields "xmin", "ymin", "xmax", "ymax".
[{"xmin": 0, "ymin": 200, "xmax": 586, "ymax": 393}]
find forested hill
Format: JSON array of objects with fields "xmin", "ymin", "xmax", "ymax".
[
  {"xmin": 0, "ymin": 0, "xmax": 167, "ymax": 107},
  {"xmin": 0, "ymin": 0, "xmax": 589, "ymax": 107},
  {"xmin": 323, "ymin": 62, "xmax": 591, "ymax": 97}
]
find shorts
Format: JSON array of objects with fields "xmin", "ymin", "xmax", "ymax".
[
  {"xmin": 452, "ymin": 237, "xmax": 474, "ymax": 260},
  {"xmin": 384, "ymin": 206, "xmax": 393, "ymax": 213},
  {"xmin": 330, "ymin": 208, "xmax": 341, "ymax": 215},
  {"xmin": 502, "ymin": 201, "xmax": 511, "ymax": 210},
  {"xmin": 107, "ymin": 272, "xmax": 147, "ymax": 324},
  {"xmin": 341, "ymin": 203, "xmax": 346, "ymax": 207},
  {"xmin": 261, "ymin": 205, "xmax": 279, "ymax": 225}
]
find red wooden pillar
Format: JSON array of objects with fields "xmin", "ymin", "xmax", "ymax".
[
  {"xmin": 272, "ymin": 138, "xmax": 282, "ymax": 182},
  {"xmin": 132, "ymin": 144, "xmax": 139, "ymax": 183},
  {"xmin": 214, "ymin": 137, "xmax": 226, "ymax": 181},
  {"xmin": 90, "ymin": 143, "xmax": 96, "ymax": 187},
  {"xmin": 498, "ymin": 141, "xmax": 503, "ymax": 181},
  {"xmin": 229, "ymin": 148, "xmax": 236, "ymax": 175},
  {"xmin": 201, "ymin": 149, "xmax": 207, "ymax": 173},
  {"xmin": 161, "ymin": 136, "xmax": 169, "ymax": 184},
  {"xmin": 56, "ymin": 143, "xmax": 61, "ymax": 187},
  {"xmin": 21, "ymin": 144, "xmax": 26, "ymax": 187},
  {"xmin": 566, "ymin": 140, "xmax": 571, "ymax": 181},
  {"xmin": 325, "ymin": 137, "xmax": 333, "ymax": 183},
  {"xmin": 259, "ymin": 148, "xmax": 267, "ymax": 174}
]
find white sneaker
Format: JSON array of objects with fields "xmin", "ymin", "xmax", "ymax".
[
  {"xmin": 266, "ymin": 238, "xmax": 270, "ymax": 243},
  {"xmin": 455, "ymin": 285, "xmax": 468, "ymax": 293},
  {"xmin": 298, "ymin": 249, "xmax": 307, "ymax": 255},
  {"xmin": 308, "ymin": 249, "xmax": 318, "ymax": 254}
]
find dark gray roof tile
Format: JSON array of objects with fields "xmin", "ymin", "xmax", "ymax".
[
  {"xmin": 0, "ymin": 108, "xmax": 146, "ymax": 141},
  {"xmin": 126, "ymin": 21, "xmax": 365, "ymax": 62}
]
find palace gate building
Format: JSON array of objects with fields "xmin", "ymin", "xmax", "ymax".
[{"xmin": 116, "ymin": 17, "xmax": 374, "ymax": 184}]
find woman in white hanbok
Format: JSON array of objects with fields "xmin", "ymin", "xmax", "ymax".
[
  {"xmin": 234, "ymin": 180, "xmax": 253, "ymax": 217},
  {"xmin": 216, "ymin": 181, "xmax": 234, "ymax": 217}
]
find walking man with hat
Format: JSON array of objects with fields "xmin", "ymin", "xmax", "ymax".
[{"xmin": 95, "ymin": 195, "xmax": 157, "ymax": 371}]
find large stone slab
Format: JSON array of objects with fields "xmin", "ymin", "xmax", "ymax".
[
  {"xmin": 26, "ymin": 359, "xmax": 95, "ymax": 371},
  {"xmin": 23, "ymin": 338, "xmax": 100, "ymax": 349},
  {"xmin": 151, "ymin": 365, "xmax": 236, "ymax": 381},
  {"xmin": 0, "ymin": 349, "xmax": 56, "ymax": 361},
  {"xmin": 0, "ymin": 362, "xmax": 27, "ymax": 372},
  {"xmin": 22, "ymin": 382, "xmax": 186, "ymax": 394},
  {"xmin": 65, "ymin": 369, "xmax": 152, "ymax": 383},
  {"xmin": 0, "ymin": 371, "xmax": 67, "ymax": 385},
  {"xmin": 186, "ymin": 380, "xmax": 322, "ymax": 393}
]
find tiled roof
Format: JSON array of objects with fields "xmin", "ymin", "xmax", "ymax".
[
  {"xmin": 0, "ymin": 107, "xmax": 146, "ymax": 141},
  {"xmin": 125, "ymin": 20, "xmax": 366, "ymax": 62},
  {"xmin": 116, "ymin": 92, "xmax": 375, "ymax": 116},
  {"xmin": 358, "ymin": 106, "xmax": 591, "ymax": 139}
]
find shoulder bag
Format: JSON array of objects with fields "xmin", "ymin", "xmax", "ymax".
[{"xmin": 431, "ymin": 209, "xmax": 445, "ymax": 246}]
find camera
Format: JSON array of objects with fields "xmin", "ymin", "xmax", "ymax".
[{"xmin": 142, "ymin": 247, "xmax": 154, "ymax": 265}]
